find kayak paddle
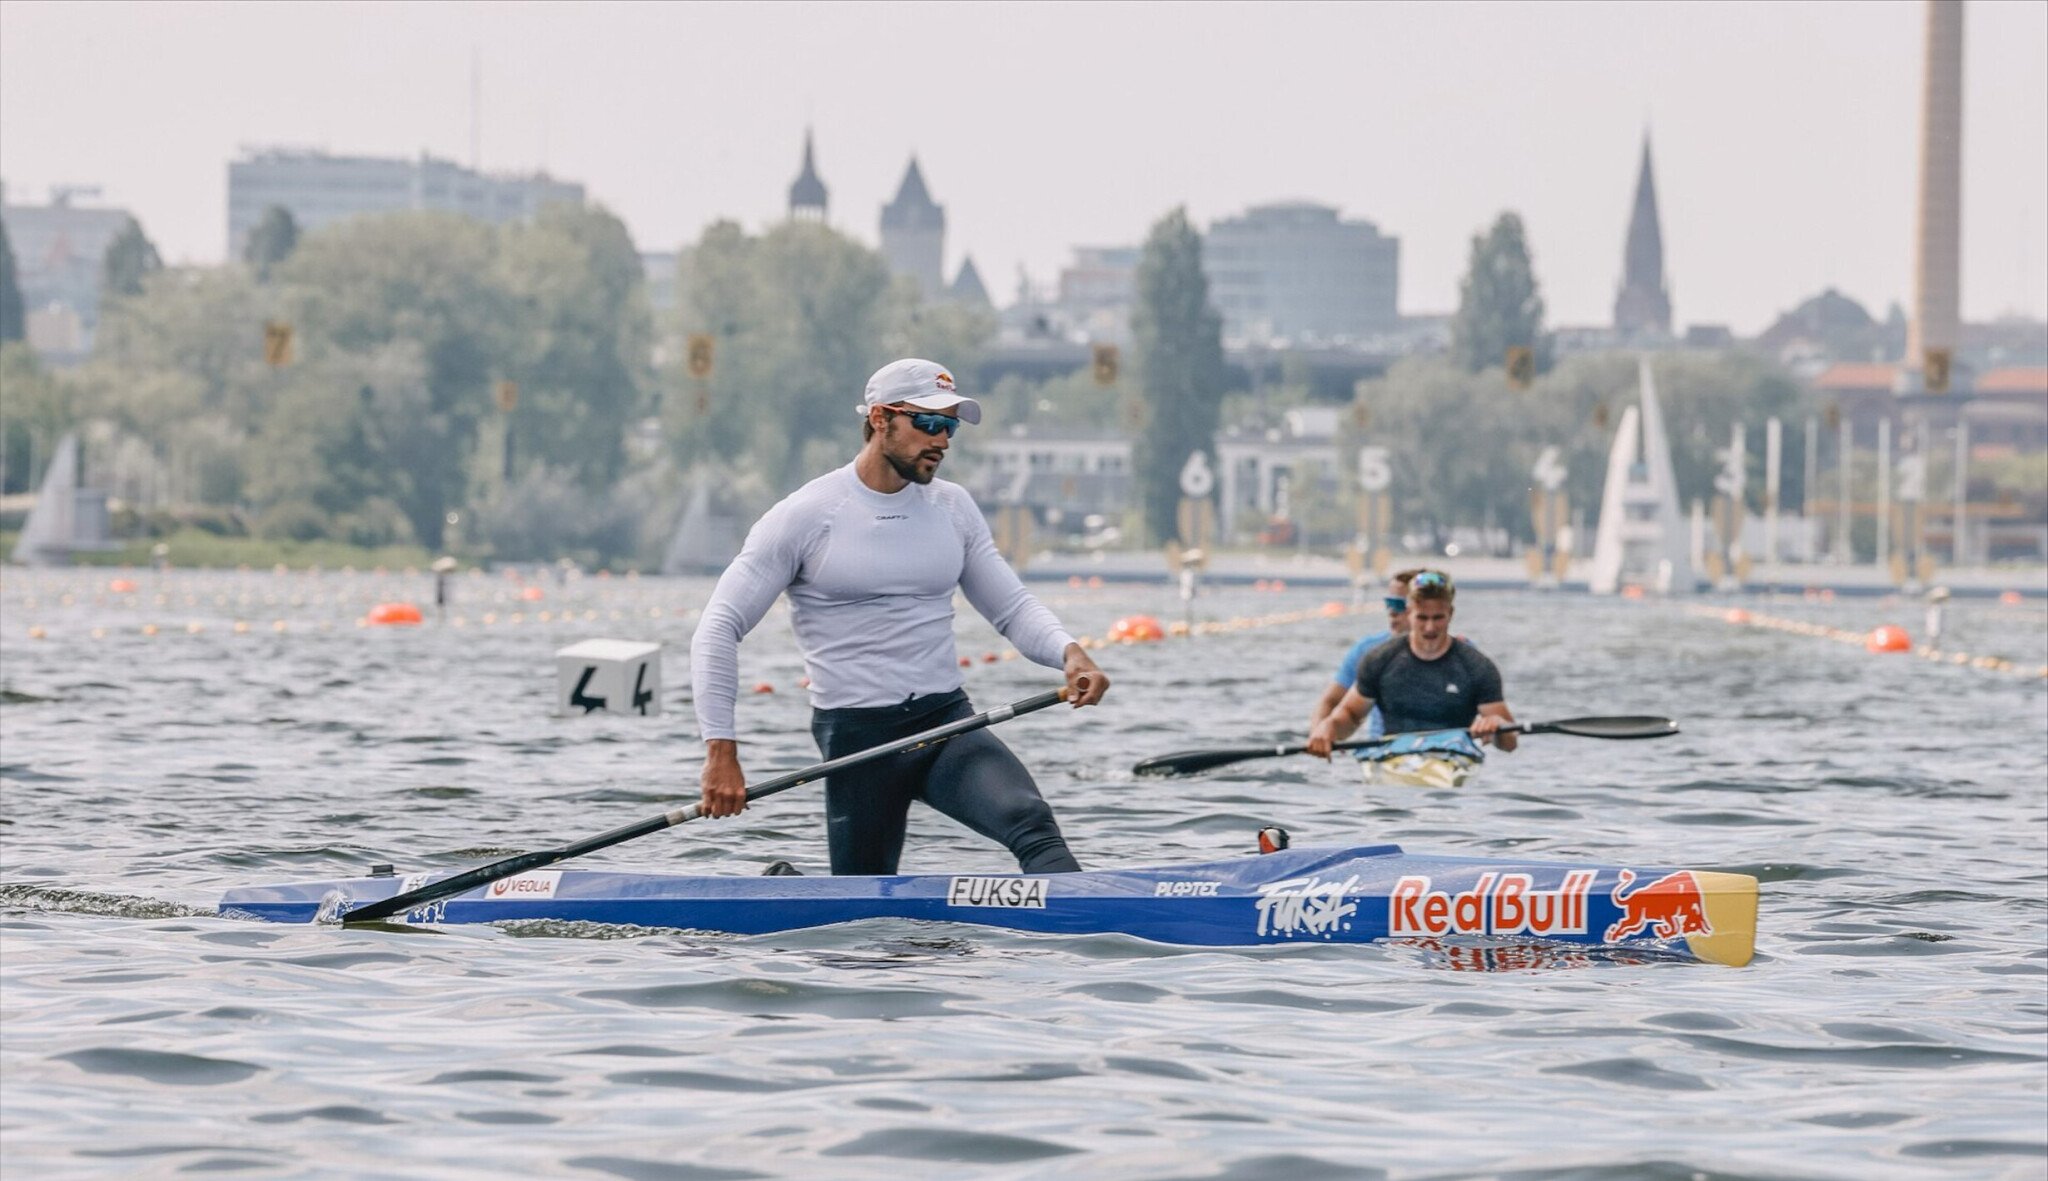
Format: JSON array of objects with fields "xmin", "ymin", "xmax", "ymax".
[
  {"xmin": 1131, "ymin": 714, "xmax": 1679, "ymax": 778},
  {"xmin": 344, "ymin": 686, "xmax": 1070, "ymax": 925}
]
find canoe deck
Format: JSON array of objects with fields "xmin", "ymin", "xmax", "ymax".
[{"xmin": 219, "ymin": 844, "xmax": 1757, "ymax": 966}]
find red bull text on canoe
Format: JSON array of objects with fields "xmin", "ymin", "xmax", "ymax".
[{"xmin": 1388, "ymin": 871, "xmax": 1599, "ymax": 938}]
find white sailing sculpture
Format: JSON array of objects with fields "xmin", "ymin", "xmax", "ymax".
[
  {"xmin": 661, "ymin": 468, "xmax": 742, "ymax": 575},
  {"xmin": 8, "ymin": 431, "xmax": 114, "ymax": 567},
  {"xmin": 1588, "ymin": 359, "xmax": 1695, "ymax": 595}
]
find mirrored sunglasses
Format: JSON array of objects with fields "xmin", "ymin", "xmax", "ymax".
[{"xmin": 889, "ymin": 407, "xmax": 961, "ymax": 438}]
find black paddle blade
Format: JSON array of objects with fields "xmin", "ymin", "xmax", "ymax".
[
  {"xmin": 1133, "ymin": 745, "xmax": 1297, "ymax": 777},
  {"xmin": 1525, "ymin": 715, "xmax": 1679, "ymax": 740}
]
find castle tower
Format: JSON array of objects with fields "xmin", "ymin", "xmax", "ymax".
[
  {"xmin": 879, "ymin": 157, "xmax": 945, "ymax": 300},
  {"xmin": 788, "ymin": 130, "xmax": 828, "ymax": 223},
  {"xmin": 1907, "ymin": 0, "xmax": 1963, "ymax": 373},
  {"xmin": 1613, "ymin": 135, "xmax": 1673, "ymax": 338},
  {"xmin": 950, "ymin": 256, "xmax": 990, "ymax": 307}
]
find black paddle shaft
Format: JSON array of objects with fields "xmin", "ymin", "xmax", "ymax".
[
  {"xmin": 344, "ymin": 687, "xmax": 1069, "ymax": 924},
  {"xmin": 1130, "ymin": 714, "xmax": 1679, "ymax": 777}
]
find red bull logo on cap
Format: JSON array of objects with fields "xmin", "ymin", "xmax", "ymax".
[
  {"xmin": 1389, "ymin": 871, "xmax": 1596, "ymax": 938},
  {"xmin": 934, "ymin": 370, "xmax": 955, "ymax": 392},
  {"xmin": 1603, "ymin": 869, "xmax": 1711, "ymax": 942}
]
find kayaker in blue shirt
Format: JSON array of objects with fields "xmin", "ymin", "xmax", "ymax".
[
  {"xmin": 1306, "ymin": 571, "xmax": 1515, "ymax": 786},
  {"xmin": 1309, "ymin": 567, "xmax": 1421, "ymax": 745}
]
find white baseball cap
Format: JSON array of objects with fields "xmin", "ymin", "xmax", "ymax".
[{"xmin": 857, "ymin": 358, "xmax": 982, "ymax": 425}]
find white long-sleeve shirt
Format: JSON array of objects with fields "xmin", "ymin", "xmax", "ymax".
[{"xmin": 690, "ymin": 464, "xmax": 1077, "ymax": 742}]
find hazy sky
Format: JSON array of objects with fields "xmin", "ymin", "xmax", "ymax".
[{"xmin": 3, "ymin": 1, "xmax": 2043, "ymax": 334}]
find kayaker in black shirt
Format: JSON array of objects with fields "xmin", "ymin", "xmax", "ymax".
[{"xmin": 1305, "ymin": 570, "xmax": 1517, "ymax": 761}]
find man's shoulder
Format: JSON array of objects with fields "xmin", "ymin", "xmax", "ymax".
[
  {"xmin": 928, "ymin": 477, "xmax": 976, "ymax": 508},
  {"xmin": 1450, "ymin": 638, "xmax": 1500, "ymax": 672},
  {"xmin": 925, "ymin": 478, "xmax": 985, "ymax": 524},
  {"xmin": 766, "ymin": 467, "xmax": 854, "ymax": 515},
  {"xmin": 1357, "ymin": 634, "xmax": 1405, "ymax": 672}
]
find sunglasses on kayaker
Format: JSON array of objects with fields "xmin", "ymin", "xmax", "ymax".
[
  {"xmin": 1412, "ymin": 571, "xmax": 1452, "ymax": 591},
  {"xmin": 886, "ymin": 406, "xmax": 962, "ymax": 438},
  {"xmin": 1382, "ymin": 597, "xmax": 1408, "ymax": 613}
]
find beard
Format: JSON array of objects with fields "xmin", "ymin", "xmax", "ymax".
[
  {"xmin": 883, "ymin": 419, "xmax": 943, "ymax": 485},
  {"xmin": 886, "ymin": 449, "xmax": 939, "ymax": 485}
]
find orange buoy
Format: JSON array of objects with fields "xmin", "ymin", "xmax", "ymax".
[
  {"xmin": 752, "ymin": 682, "xmax": 776, "ymax": 694},
  {"xmin": 1272, "ymin": 579, "xmax": 1287, "ymax": 592},
  {"xmin": 1725, "ymin": 608, "xmax": 1751, "ymax": 625},
  {"xmin": 1818, "ymin": 589, "xmax": 1836, "ymax": 602},
  {"xmin": 1108, "ymin": 615, "xmax": 1165, "ymax": 643},
  {"xmin": 2000, "ymin": 590, "xmax": 2025, "ymax": 607},
  {"xmin": 1068, "ymin": 576, "xmax": 1084, "ymax": 588},
  {"xmin": 1621, "ymin": 585, "xmax": 1645, "ymax": 600},
  {"xmin": 1087, "ymin": 576, "xmax": 1104, "ymax": 590},
  {"xmin": 1253, "ymin": 579, "xmax": 1271, "ymax": 592},
  {"xmin": 1866, "ymin": 624, "xmax": 1912, "ymax": 654},
  {"xmin": 520, "ymin": 586, "xmax": 545, "ymax": 602},
  {"xmin": 1321, "ymin": 601, "xmax": 1347, "ymax": 617},
  {"xmin": 108, "ymin": 578, "xmax": 137, "ymax": 594},
  {"xmin": 959, "ymin": 656, "xmax": 972, "ymax": 667},
  {"xmin": 366, "ymin": 602, "xmax": 424, "ymax": 626},
  {"xmin": 982, "ymin": 652, "xmax": 999, "ymax": 663}
]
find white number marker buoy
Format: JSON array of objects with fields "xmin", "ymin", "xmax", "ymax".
[{"xmin": 555, "ymin": 639, "xmax": 663, "ymax": 717}]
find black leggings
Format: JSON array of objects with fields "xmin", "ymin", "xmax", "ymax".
[{"xmin": 810, "ymin": 690, "xmax": 1081, "ymax": 876}]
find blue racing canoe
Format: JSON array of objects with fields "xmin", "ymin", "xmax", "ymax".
[{"xmin": 219, "ymin": 845, "xmax": 1757, "ymax": 966}]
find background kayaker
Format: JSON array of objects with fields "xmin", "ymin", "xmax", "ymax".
[
  {"xmin": 1309, "ymin": 567, "xmax": 1422, "ymax": 744},
  {"xmin": 1304, "ymin": 570, "xmax": 1516, "ymax": 766},
  {"xmin": 690, "ymin": 357, "xmax": 1110, "ymax": 876}
]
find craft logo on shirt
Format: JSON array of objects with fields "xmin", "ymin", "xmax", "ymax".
[{"xmin": 874, "ymin": 513, "xmax": 907, "ymax": 521}]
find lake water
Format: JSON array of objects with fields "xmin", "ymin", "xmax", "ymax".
[{"xmin": 3, "ymin": 568, "xmax": 2044, "ymax": 1180}]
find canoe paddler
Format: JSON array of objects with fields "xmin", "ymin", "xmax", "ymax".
[
  {"xmin": 1305, "ymin": 570, "xmax": 1514, "ymax": 785},
  {"xmin": 690, "ymin": 357, "xmax": 1110, "ymax": 875},
  {"xmin": 1309, "ymin": 567, "xmax": 1422, "ymax": 746}
]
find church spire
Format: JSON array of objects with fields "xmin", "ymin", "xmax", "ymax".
[
  {"xmin": 788, "ymin": 129, "xmax": 828, "ymax": 222},
  {"xmin": 1614, "ymin": 133, "xmax": 1673, "ymax": 337}
]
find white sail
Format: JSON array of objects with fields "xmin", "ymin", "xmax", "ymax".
[
  {"xmin": 661, "ymin": 469, "xmax": 742, "ymax": 575},
  {"xmin": 1587, "ymin": 359, "xmax": 1694, "ymax": 595},
  {"xmin": 10, "ymin": 432, "xmax": 80, "ymax": 567}
]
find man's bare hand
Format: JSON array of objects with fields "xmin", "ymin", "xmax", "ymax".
[
  {"xmin": 1305, "ymin": 719, "xmax": 1339, "ymax": 759},
  {"xmin": 700, "ymin": 739, "xmax": 748, "ymax": 818},
  {"xmin": 1471, "ymin": 707, "xmax": 1518, "ymax": 752},
  {"xmin": 1063, "ymin": 643, "xmax": 1109, "ymax": 707}
]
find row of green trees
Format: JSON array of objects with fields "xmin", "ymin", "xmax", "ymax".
[
  {"xmin": 3, "ymin": 203, "xmax": 651, "ymax": 560},
  {"xmin": 2, "ymin": 193, "xmax": 1842, "ymax": 564}
]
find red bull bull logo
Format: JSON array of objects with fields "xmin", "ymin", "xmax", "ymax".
[
  {"xmin": 1603, "ymin": 869, "xmax": 1711, "ymax": 942},
  {"xmin": 1389, "ymin": 871, "xmax": 1596, "ymax": 938}
]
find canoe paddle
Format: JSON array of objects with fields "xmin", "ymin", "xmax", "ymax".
[
  {"xmin": 343, "ymin": 686, "xmax": 1070, "ymax": 925},
  {"xmin": 1131, "ymin": 715, "xmax": 1679, "ymax": 778}
]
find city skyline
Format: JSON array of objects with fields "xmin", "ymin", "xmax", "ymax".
[{"xmin": 2, "ymin": 1, "xmax": 2044, "ymax": 334}]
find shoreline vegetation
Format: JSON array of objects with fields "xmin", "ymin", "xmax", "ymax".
[{"xmin": 0, "ymin": 529, "xmax": 433, "ymax": 572}]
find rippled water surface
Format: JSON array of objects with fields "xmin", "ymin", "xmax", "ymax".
[{"xmin": 3, "ymin": 568, "xmax": 2045, "ymax": 1180}]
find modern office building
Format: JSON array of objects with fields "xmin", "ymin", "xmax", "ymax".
[
  {"xmin": 226, "ymin": 149, "xmax": 584, "ymax": 258},
  {"xmin": 0, "ymin": 186, "xmax": 135, "ymax": 361},
  {"xmin": 1203, "ymin": 202, "xmax": 1399, "ymax": 345},
  {"xmin": 1057, "ymin": 246, "xmax": 1141, "ymax": 344}
]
